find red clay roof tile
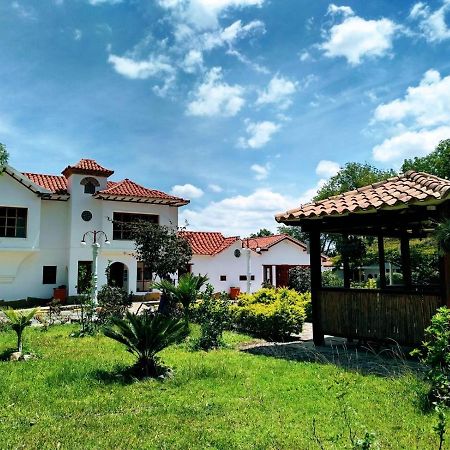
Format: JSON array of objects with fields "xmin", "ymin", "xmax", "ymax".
[
  {"xmin": 62, "ymin": 159, "xmax": 114, "ymax": 178},
  {"xmin": 181, "ymin": 231, "xmax": 240, "ymax": 255},
  {"xmin": 276, "ymin": 171, "xmax": 450, "ymax": 222},
  {"xmin": 22, "ymin": 173, "xmax": 68, "ymax": 194}
]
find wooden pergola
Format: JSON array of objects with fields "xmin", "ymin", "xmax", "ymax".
[{"xmin": 276, "ymin": 171, "xmax": 450, "ymax": 346}]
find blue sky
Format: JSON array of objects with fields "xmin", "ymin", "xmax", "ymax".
[{"xmin": 1, "ymin": 0, "xmax": 450, "ymax": 236}]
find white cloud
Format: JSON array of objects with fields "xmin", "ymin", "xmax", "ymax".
[
  {"xmin": 373, "ymin": 69, "xmax": 450, "ymax": 128},
  {"xmin": 158, "ymin": 0, "xmax": 264, "ymax": 31},
  {"xmin": 238, "ymin": 121, "xmax": 280, "ymax": 149},
  {"xmin": 299, "ymin": 50, "xmax": 311, "ymax": 61},
  {"xmin": 171, "ymin": 183, "xmax": 204, "ymax": 199},
  {"xmin": 108, "ymin": 54, "xmax": 175, "ymax": 80},
  {"xmin": 251, "ymin": 163, "xmax": 270, "ymax": 180},
  {"xmin": 181, "ymin": 49, "xmax": 204, "ymax": 73},
  {"xmin": 409, "ymin": 0, "xmax": 450, "ymax": 42},
  {"xmin": 316, "ymin": 160, "xmax": 340, "ymax": 178},
  {"xmin": 74, "ymin": 29, "xmax": 82, "ymax": 41},
  {"xmin": 186, "ymin": 67, "xmax": 245, "ymax": 117},
  {"xmin": 256, "ymin": 75, "xmax": 298, "ymax": 110},
  {"xmin": 208, "ymin": 184, "xmax": 223, "ymax": 193},
  {"xmin": 372, "ymin": 126, "xmax": 450, "ymax": 163},
  {"xmin": 327, "ymin": 4, "xmax": 354, "ymax": 17},
  {"xmin": 11, "ymin": 1, "xmax": 37, "ymax": 20},
  {"xmin": 320, "ymin": 8, "xmax": 399, "ymax": 65},
  {"xmin": 181, "ymin": 182, "xmax": 325, "ymax": 236}
]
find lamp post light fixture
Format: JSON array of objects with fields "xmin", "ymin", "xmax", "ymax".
[
  {"xmin": 81, "ymin": 230, "xmax": 110, "ymax": 305},
  {"xmin": 242, "ymin": 238, "xmax": 261, "ymax": 293}
]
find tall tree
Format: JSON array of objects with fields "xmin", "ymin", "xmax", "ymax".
[
  {"xmin": 0, "ymin": 143, "xmax": 9, "ymax": 166},
  {"xmin": 402, "ymin": 139, "xmax": 450, "ymax": 179},
  {"xmin": 314, "ymin": 162, "xmax": 396, "ymax": 201},
  {"xmin": 277, "ymin": 225, "xmax": 309, "ymax": 243},
  {"xmin": 250, "ymin": 228, "xmax": 274, "ymax": 238}
]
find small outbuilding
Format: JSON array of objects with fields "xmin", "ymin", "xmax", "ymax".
[{"xmin": 276, "ymin": 171, "xmax": 450, "ymax": 346}]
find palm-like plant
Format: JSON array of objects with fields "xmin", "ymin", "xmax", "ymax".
[
  {"xmin": 154, "ymin": 273, "xmax": 209, "ymax": 319},
  {"xmin": 434, "ymin": 219, "xmax": 450, "ymax": 254},
  {"xmin": 2, "ymin": 308, "xmax": 37, "ymax": 353},
  {"xmin": 103, "ymin": 311, "xmax": 186, "ymax": 377}
]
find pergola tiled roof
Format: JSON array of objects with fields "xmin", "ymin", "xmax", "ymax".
[
  {"xmin": 181, "ymin": 231, "xmax": 239, "ymax": 255},
  {"xmin": 62, "ymin": 159, "xmax": 114, "ymax": 178},
  {"xmin": 276, "ymin": 171, "xmax": 450, "ymax": 222},
  {"xmin": 94, "ymin": 179, "xmax": 189, "ymax": 206}
]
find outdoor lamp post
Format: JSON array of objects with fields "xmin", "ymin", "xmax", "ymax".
[
  {"xmin": 242, "ymin": 238, "xmax": 261, "ymax": 293},
  {"xmin": 81, "ymin": 230, "xmax": 110, "ymax": 305}
]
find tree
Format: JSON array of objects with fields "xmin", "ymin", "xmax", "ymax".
[
  {"xmin": 0, "ymin": 143, "xmax": 9, "ymax": 167},
  {"xmin": 131, "ymin": 223, "xmax": 192, "ymax": 314},
  {"xmin": 132, "ymin": 223, "xmax": 192, "ymax": 281},
  {"xmin": 277, "ymin": 225, "xmax": 309, "ymax": 243},
  {"xmin": 314, "ymin": 162, "xmax": 396, "ymax": 201},
  {"xmin": 402, "ymin": 139, "xmax": 450, "ymax": 179},
  {"xmin": 2, "ymin": 308, "xmax": 37, "ymax": 354},
  {"xmin": 250, "ymin": 228, "xmax": 274, "ymax": 238}
]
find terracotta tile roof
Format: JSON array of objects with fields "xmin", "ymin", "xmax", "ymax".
[
  {"xmin": 22, "ymin": 173, "xmax": 69, "ymax": 194},
  {"xmin": 181, "ymin": 231, "xmax": 240, "ymax": 255},
  {"xmin": 243, "ymin": 234, "xmax": 308, "ymax": 251},
  {"xmin": 276, "ymin": 171, "xmax": 450, "ymax": 222},
  {"xmin": 62, "ymin": 159, "xmax": 114, "ymax": 178},
  {"xmin": 95, "ymin": 179, "xmax": 189, "ymax": 205}
]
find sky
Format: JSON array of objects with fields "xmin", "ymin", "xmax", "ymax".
[{"xmin": 1, "ymin": 0, "xmax": 450, "ymax": 237}]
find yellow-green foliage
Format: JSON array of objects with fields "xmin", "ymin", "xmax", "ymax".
[{"xmin": 231, "ymin": 288, "xmax": 309, "ymax": 341}]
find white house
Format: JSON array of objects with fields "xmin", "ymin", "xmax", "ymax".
[
  {"xmin": 0, "ymin": 159, "xmax": 188, "ymax": 301},
  {"xmin": 183, "ymin": 232, "xmax": 330, "ymax": 294}
]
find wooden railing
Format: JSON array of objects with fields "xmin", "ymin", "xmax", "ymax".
[{"xmin": 318, "ymin": 289, "xmax": 442, "ymax": 345}]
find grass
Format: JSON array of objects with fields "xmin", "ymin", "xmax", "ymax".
[{"xmin": 0, "ymin": 325, "xmax": 442, "ymax": 449}]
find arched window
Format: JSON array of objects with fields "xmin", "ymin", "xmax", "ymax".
[{"xmin": 80, "ymin": 177, "xmax": 100, "ymax": 194}]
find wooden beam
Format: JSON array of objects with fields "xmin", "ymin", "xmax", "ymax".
[
  {"xmin": 310, "ymin": 230, "xmax": 324, "ymax": 346},
  {"xmin": 378, "ymin": 234, "xmax": 387, "ymax": 289},
  {"xmin": 400, "ymin": 233, "xmax": 412, "ymax": 289},
  {"xmin": 342, "ymin": 235, "xmax": 351, "ymax": 289}
]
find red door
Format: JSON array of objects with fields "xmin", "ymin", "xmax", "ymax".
[{"xmin": 276, "ymin": 265, "xmax": 290, "ymax": 287}]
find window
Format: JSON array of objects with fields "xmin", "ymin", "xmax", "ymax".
[
  {"xmin": 220, "ymin": 275, "xmax": 227, "ymax": 281},
  {"xmin": 137, "ymin": 261, "xmax": 152, "ymax": 292},
  {"xmin": 239, "ymin": 275, "xmax": 254, "ymax": 281},
  {"xmin": 42, "ymin": 266, "xmax": 57, "ymax": 285},
  {"xmin": 113, "ymin": 212, "xmax": 159, "ymax": 240},
  {"xmin": 80, "ymin": 177, "xmax": 100, "ymax": 194},
  {"xmin": 0, "ymin": 207, "xmax": 27, "ymax": 238}
]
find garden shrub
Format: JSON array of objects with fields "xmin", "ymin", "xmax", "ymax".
[
  {"xmin": 97, "ymin": 285, "xmax": 132, "ymax": 325},
  {"xmin": 413, "ymin": 307, "xmax": 450, "ymax": 406},
  {"xmin": 192, "ymin": 286, "xmax": 231, "ymax": 350},
  {"xmin": 230, "ymin": 287, "xmax": 308, "ymax": 341},
  {"xmin": 322, "ymin": 270, "xmax": 344, "ymax": 288},
  {"xmin": 288, "ymin": 266, "xmax": 311, "ymax": 293}
]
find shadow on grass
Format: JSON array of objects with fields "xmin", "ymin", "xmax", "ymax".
[
  {"xmin": 92, "ymin": 365, "xmax": 143, "ymax": 385},
  {"xmin": 0, "ymin": 348, "xmax": 16, "ymax": 361},
  {"xmin": 240, "ymin": 336, "xmax": 425, "ymax": 378}
]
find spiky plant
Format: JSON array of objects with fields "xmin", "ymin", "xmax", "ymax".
[
  {"xmin": 434, "ymin": 219, "xmax": 450, "ymax": 254},
  {"xmin": 1, "ymin": 308, "xmax": 37, "ymax": 353},
  {"xmin": 154, "ymin": 273, "xmax": 209, "ymax": 319},
  {"xmin": 103, "ymin": 312, "xmax": 186, "ymax": 377}
]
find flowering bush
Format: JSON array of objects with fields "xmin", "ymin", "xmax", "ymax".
[{"xmin": 230, "ymin": 288, "xmax": 309, "ymax": 341}]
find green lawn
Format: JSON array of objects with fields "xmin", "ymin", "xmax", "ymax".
[{"xmin": 0, "ymin": 325, "xmax": 442, "ymax": 449}]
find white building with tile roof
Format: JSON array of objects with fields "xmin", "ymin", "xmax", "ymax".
[{"xmin": 0, "ymin": 159, "xmax": 188, "ymax": 301}]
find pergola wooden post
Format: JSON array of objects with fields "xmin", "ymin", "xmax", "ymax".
[{"xmin": 310, "ymin": 230, "xmax": 324, "ymax": 345}]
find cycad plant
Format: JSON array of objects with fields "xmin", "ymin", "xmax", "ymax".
[
  {"xmin": 154, "ymin": 273, "xmax": 209, "ymax": 320},
  {"xmin": 103, "ymin": 311, "xmax": 186, "ymax": 378},
  {"xmin": 2, "ymin": 308, "xmax": 37, "ymax": 354},
  {"xmin": 434, "ymin": 219, "xmax": 450, "ymax": 254}
]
